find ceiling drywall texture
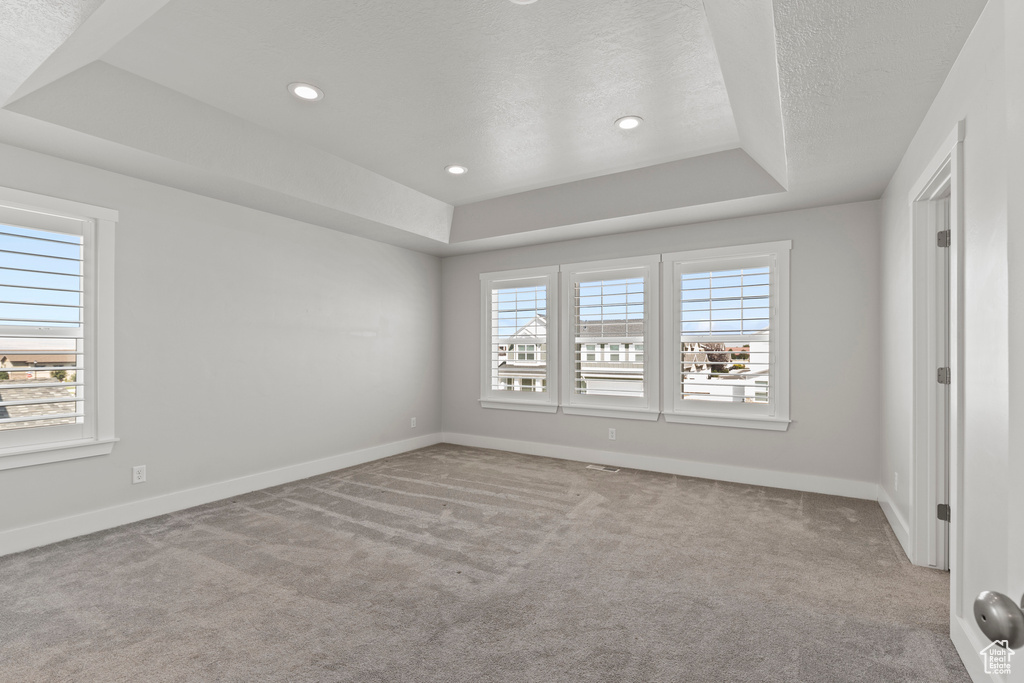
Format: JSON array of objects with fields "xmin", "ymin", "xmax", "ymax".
[
  {"xmin": 449, "ymin": 0, "xmax": 795, "ymax": 245},
  {"xmin": 0, "ymin": 0, "xmax": 105, "ymax": 103},
  {"xmin": 772, "ymin": 0, "xmax": 988, "ymax": 199},
  {"xmin": 100, "ymin": 0, "xmax": 740, "ymax": 206},
  {"xmin": 0, "ymin": 0, "xmax": 989, "ymax": 255},
  {"xmin": 8, "ymin": 62, "xmax": 454, "ymax": 245},
  {"xmin": 5, "ymin": 0, "xmax": 173, "ymax": 107},
  {"xmin": 702, "ymin": 0, "xmax": 788, "ymax": 187},
  {"xmin": 449, "ymin": 148, "xmax": 782, "ymax": 243}
]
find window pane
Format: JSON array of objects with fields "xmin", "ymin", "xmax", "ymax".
[
  {"xmin": 679, "ymin": 266, "xmax": 770, "ymax": 404},
  {"xmin": 0, "ymin": 336, "xmax": 82, "ymax": 430},
  {"xmin": 574, "ymin": 276, "xmax": 644, "ymax": 397},
  {"xmin": 0, "ymin": 225, "xmax": 83, "ymax": 328},
  {"xmin": 0, "ymin": 224, "xmax": 85, "ymax": 432},
  {"xmin": 490, "ymin": 284, "xmax": 546, "ymax": 393}
]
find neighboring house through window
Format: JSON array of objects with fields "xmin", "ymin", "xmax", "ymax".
[
  {"xmin": 479, "ymin": 266, "xmax": 558, "ymax": 412},
  {"xmin": 560, "ymin": 255, "xmax": 660, "ymax": 421},
  {"xmin": 479, "ymin": 243, "xmax": 789, "ymax": 431}
]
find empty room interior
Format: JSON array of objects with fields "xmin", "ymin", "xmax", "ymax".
[{"xmin": 1, "ymin": 0, "xmax": 1023, "ymax": 681}]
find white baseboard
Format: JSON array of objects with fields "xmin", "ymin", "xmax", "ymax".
[
  {"xmin": 877, "ymin": 486, "xmax": 913, "ymax": 561},
  {"xmin": 441, "ymin": 432, "xmax": 879, "ymax": 500},
  {"xmin": 951, "ymin": 614, "xmax": 993, "ymax": 682},
  {"xmin": 0, "ymin": 433, "xmax": 443, "ymax": 558}
]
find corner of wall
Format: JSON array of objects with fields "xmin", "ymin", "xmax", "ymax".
[{"xmin": 877, "ymin": 485, "xmax": 912, "ymax": 561}]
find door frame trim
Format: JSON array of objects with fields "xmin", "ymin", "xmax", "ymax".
[{"xmin": 908, "ymin": 121, "xmax": 964, "ymax": 582}]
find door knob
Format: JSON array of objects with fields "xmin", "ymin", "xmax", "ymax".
[{"xmin": 974, "ymin": 591, "xmax": 1024, "ymax": 649}]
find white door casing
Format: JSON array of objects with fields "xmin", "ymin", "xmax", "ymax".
[{"xmin": 910, "ymin": 125, "xmax": 960, "ymax": 574}]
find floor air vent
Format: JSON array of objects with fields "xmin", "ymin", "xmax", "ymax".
[{"xmin": 586, "ymin": 465, "xmax": 620, "ymax": 473}]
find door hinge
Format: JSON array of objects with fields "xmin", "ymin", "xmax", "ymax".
[
  {"xmin": 937, "ymin": 503, "xmax": 951, "ymax": 522},
  {"xmin": 937, "ymin": 367, "xmax": 951, "ymax": 384},
  {"xmin": 937, "ymin": 230, "xmax": 951, "ymax": 247}
]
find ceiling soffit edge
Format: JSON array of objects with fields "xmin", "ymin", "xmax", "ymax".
[
  {"xmin": 7, "ymin": 61, "xmax": 454, "ymax": 244},
  {"xmin": 3, "ymin": 0, "xmax": 173, "ymax": 108},
  {"xmin": 702, "ymin": 0, "xmax": 789, "ymax": 188},
  {"xmin": 449, "ymin": 148, "xmax": 785, "ymax": 243}
]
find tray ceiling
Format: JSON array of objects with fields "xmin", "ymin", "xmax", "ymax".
[{"xmin": 0, "ymin": 0, "xmax": 988, "ymax": 254}]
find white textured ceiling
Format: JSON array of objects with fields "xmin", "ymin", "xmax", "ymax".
[
  {"xmin": 0, "ymin": 0, "xmax": 988, "ymax": 254},
  {"xmin": 0, "ymin": 0, "xmax": 104, "ymax": 101},
  {"xmin": 101, "ymin": 0, "xmax": 740, "ymax": 205}
]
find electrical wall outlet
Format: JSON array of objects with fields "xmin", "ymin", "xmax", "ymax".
[
  {"xmin": 608, "ymin": 428, "xmax": 616, "ymax": 441},
  {"xmin": 410, "ymin": 417, "xmax": 416, "ymax": 428},
  {"xmin": 132, "ymin": 465, "xmax": 146, "ymax": 484}
]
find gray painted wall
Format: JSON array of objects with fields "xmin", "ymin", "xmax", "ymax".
[
  {"xmin": 879, "ymin": 0, "xmax": 1010, "ymax": 593},
  {"xmin": 0, "ymin": 142, "xmax": 441, "ymax": 534},
  {"xmin": 441, "ymin": 201, "xmax": 882, "ymax": 486}
]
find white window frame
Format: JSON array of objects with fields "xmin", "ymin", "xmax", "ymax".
[
  {"xmin": 662, "ymin": 241, "xmax": 791, "ymax": 431},
  {"xmin": 479, "ymin": 266, "xmax": 559, "ymax": 413},
  {"xmin": 0, "ymin": 187, "xmax": 118, "ymax": 470},
  {"xmin": 561, "ymin": 255, "xmax": 660, "ymax": 421}
]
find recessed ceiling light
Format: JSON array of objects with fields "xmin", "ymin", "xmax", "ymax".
[
  {"xmin": 288, "ymin": 82, "xmax": 324, "ymax": 101},
  {"xmin": 615, "ymin": 115, "xmax": 643, "ymax": 130},
  {"xmin": 445, "ymin": 165, "xmax": 469, "ymax": 175}
]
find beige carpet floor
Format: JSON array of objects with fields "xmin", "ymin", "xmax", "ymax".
[{"xmin": 0, "ymin": 444, "xmax": 968, "ymax": 682}]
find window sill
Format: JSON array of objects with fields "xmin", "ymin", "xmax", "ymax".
[
  {"xmin": 480, "ymin": 399, "xmax": 559, "ymax": 414},
  {"xmin": 0, "ymin": 437, "xmax": 119, "ymax": 471},
  {"xmin": 561, "ymin": 406, "xmax": 660, "ymax": 421},
  {"xmin": 663, "ymin": 413, "xmax": 790, "ymax": 431}
]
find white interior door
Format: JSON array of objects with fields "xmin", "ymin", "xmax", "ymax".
[
  {"xmin": 1008, "ymin": 423, "xmax": 1024, "ymax": 683},
  {"xmin": 951, "ymin": 3, "xmax": 1023, "ymax": 672},
  {"xmin": 1007, "ymin": 441, "xmax": 1024, "ymax": 683},
  {"xmin": 1006, "ymin": 0, "xmax": 1024, "ymax": 677}
]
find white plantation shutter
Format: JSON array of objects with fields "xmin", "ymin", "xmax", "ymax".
[
  {"xmin": 479, "ymin": 244, "xmax": 786, "ymax": 429},
  {"xmin": 0, "ymin": 188, "xmax": 117, "ymax": 469},
  {"xmin": 572, "ymin": 275, "xmax": 646, "ymax": 398},
  {"xmin": 480, "ymin": 267, "xmax": 558, "ymax": 412},
  {"xmin": 663, "ymin": 242, "xmax": 790, "ymax": 430},
  {"xmin": 490, "ymin": 284, "xmax": 547, "ymax": 393},
  {"xmin": 561, "ymin": 256, "xmax": 659, "ymax": 420},
  {"xmin": 0, "ymin": 223, "xmax": 85, "ymax": 432},
  {"xmin": 678, "ymin": 263, "xmax": 771, "ymax": 403}
]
